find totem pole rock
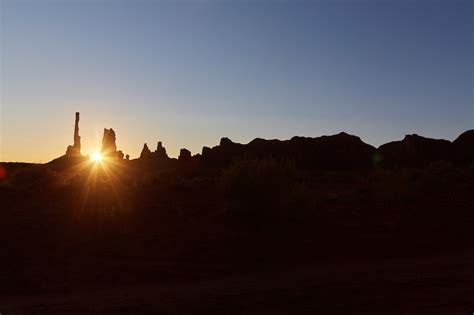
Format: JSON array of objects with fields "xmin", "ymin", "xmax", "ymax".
[{"xmin": 66, "ymin": 112, "xmax": 82, "ymax": 156}]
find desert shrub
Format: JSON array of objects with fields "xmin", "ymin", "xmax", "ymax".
[{"xmin": 220, "ymin": 156, "xmax": 296, "ymax": 207}]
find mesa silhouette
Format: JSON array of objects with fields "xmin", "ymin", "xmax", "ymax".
[{"xmin": 49, "ymin": 112, "xmax": 474, "ymax": 170}]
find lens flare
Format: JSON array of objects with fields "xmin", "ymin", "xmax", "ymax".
[{"xmin": 0, "ymin": 167, "xmax": 6, "ymax": 181}]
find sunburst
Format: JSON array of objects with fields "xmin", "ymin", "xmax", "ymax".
[{"xmin": 91, "ymin": 152, "xmax": 103, "ymax": 162}]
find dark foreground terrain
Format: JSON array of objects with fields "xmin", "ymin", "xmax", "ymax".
[{"xmin": 1, "ymin": 132, "xmax": 474, "ymax": 314}]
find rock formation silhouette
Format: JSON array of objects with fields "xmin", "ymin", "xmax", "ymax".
[
  {"xmin": 138, "ymin": 129, "xmax": 473, "ymax": 170},
  {"xmin": 49, "ymin": 112, "xmax": 87, "ymax": 168},
  {"xmin": 155, "ymin": 141, "xmax": 168, "ymax": 159},
  {"xmin": 65, "ymin": 112, "xmax": 82, "ymax": 156},
  {"xmin": 51, "ymin": 112, "xmax": 474, "ymax": 170},
  {"xmin": 199, "ymin": 132, "xmax": 375, "ymax": 169},
  {"xmin": 99, "ymin": 128, "xmax": 128, "ymax": 159},
  {"xmin": 453, "ymin": 130, "xmax": 474, "ymax": 166},
  {"xmin": 140, "ymin": 141, "xmax": 169, "ymax": 160},
  {"xmin": 377, "ymin": 134, "xmax": 452, "ymax": 168},
  {"xmin": 101, "ymin": 128, "xmax": 118, "ymax": 158},
  {"xmin": 138, "ymin": 141, "xmax": 175, "ymax": 169},
  {"xmin": 178, "ymin": 148, "xmax": 191, "ymax": 161},
  {"xmin": 140, "ymin": 143, "xmax": 152, "ymax": 160},
  {"xmin": 100, "ymin": 128, "xmax": 128, "ymax": 159}
]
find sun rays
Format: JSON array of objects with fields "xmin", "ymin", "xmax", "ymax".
[{"xmin": 69, "ymin": 153, "xmax": 136, "ymax": 221}]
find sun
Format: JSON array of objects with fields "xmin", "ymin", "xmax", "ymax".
[{"xmin": 91, "ymin": 152, "xmax": 103, "ymax": 162}]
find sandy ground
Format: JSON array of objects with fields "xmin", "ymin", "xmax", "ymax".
[{"xmin": 1, "ymin": 253, "xmax": 473, "ymax": 314}]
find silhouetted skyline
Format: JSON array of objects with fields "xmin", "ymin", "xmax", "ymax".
[{"xmin": 1, "ymin": 0, "xmax": 472, "ymax": 162}]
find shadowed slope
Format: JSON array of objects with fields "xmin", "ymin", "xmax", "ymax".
[
  {"xmin": 377, "ymin": 134, "xmax": 453, "ymax": 168},
  {"xmin": 453, "ymin": 130, "xmax": 474, "ymax": 166}
]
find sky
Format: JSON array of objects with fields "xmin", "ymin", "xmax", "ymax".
[{"xmin": 1, "ymin": 0, "xmax": 472, "ymax": 162}]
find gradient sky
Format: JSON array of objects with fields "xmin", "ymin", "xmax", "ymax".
[{"xmin": 1, "ymin": 0, "xmax": 472, "ymax": 162}]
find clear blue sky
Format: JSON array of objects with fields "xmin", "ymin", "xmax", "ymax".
[{"xmin": 1, "ymin": 0, "xmax": 472, "ymax": 162}]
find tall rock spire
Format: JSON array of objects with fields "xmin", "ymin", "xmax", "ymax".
[
  {"xmin": 66, "ymin": 112, "xmax": 82, "ymax": 156},
  {"xmin": 101, "ymin": 128, "xmax": 118, "ymax": 157},
  {"xmin": 73, "ymin": 112, "xmax": 81, "ymax": 151}
]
